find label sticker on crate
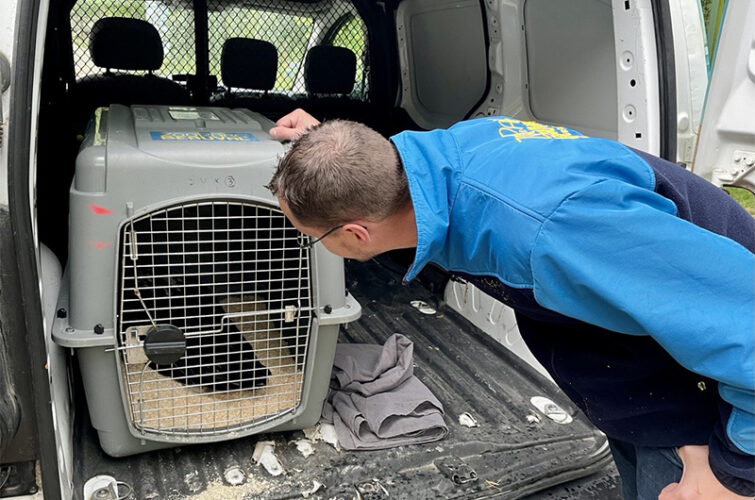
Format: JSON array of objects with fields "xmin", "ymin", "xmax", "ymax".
[
  {"xmin": 149, "ymin": 131, "xmax": 259, "ymax": 142},
  {"xmin": 168, "ymin": 107, "xmax": 221, "ymax": 121}
]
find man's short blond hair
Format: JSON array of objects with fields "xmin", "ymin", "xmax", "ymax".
[{"xmin": 268, "ymin": 120, "xmax": 410, "ymax": 228}]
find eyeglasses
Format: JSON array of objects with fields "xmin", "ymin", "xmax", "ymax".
[{"xmin": 297, "ymin": 224, "xmax": 345, "ymax": 249}]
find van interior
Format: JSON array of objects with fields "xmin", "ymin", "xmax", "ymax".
[{"xmin": 4, "ymin": 0, "xmax": 685, "ymax": 498}]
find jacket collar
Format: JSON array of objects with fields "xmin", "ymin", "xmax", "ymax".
[{"xmin": 390, "ymin": 129, "xmax": 461, "ymax": 283}]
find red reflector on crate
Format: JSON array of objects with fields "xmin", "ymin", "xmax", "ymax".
[{"xmin": 90, "ymin": 204, "xmax": 113, "ymax": 215}]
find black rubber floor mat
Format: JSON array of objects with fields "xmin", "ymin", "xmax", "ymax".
[{"xmin": 72, "ymin": 258, "xmax": 615, "ymax": 499}]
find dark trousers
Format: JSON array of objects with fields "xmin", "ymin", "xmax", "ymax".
[{"xmin": 608, "ymin": 438, "xmax": 684, "ymax": 500}]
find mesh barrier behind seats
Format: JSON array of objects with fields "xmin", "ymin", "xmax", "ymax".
[
  {"xmin": 221, "ymin": 38, "xmax": 278, "ymax": 91},
  {"xmin": 300, "ymin": 45, "xmax": 371, "ymax": 122},
  {"xmin": 206, "ymin": 1, "xmax": 369, "ymax": 100},
  {"xmin": 70, "ymin": 15, "xmax": 191, "ymax": 136},
  {"xmin": 71, "ymin": 0, "xmax": 196, "ymax": 79},
  {"xmin": 70, "ymin": 0, "xmax": 371, "ymax": 109}
]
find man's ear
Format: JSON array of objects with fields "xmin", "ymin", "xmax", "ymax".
[{"xmin": 343, "ymin": 223, "xmax": 370, "ymax": 243}]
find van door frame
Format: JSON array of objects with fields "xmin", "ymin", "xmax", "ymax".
[
  {"xmin": 6, "ymin": 0, "xmax": 63, "ymax": 497},
  {"xmin": 693, "ymin": 0, "xmax": 755, "ymax": 191},
  {"xmin": 651, "ymin": 0, "xmax": 677, "ymax": 161}
]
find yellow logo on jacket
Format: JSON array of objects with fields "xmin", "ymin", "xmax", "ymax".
[{"xmin": 492, "ymin": 118, "xmax": 586, "ymax": 142}]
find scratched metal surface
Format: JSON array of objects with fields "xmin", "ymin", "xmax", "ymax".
[{"xmin": 71, "ymin": 257, "xmax": 617, "ymax": 500}]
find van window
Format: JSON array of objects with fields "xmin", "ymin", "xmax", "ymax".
[
  {"xmin": 70, "ymin": 0, "xmax": 196, "ymax": 78},
  {"xmin": 208, "ymin": 3, "xmax": 314, "ymax": 93},
  {"xmin": 328, "ymin": 15, "xmax": 369, "ymax": 99}
]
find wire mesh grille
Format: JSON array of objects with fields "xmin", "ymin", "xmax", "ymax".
[
  {"xmin": 207, "ymin": 1, "xmax": 370, "ymax": 99},
  {"xmin": 71, "ymin": 0, "xmax": 196, "ymax": 79},
  {"xmin": 70, "ymin": 0, "xmax": 370, "ymax": 100},
  {"xmin": 116, "ymin": 200, "xmax": 313, "ymax": 437}
]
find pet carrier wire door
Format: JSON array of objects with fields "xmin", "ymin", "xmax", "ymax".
[
  {"xmin": 52, "ymin": 105, "xmax": 360, "ymax": 457},
  {"xmin": 118, "ymin": 200, "xmax": 312, "ymax": 436}
]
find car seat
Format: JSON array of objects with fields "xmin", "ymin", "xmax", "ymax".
[
  {"xmin": 71, "ymin": 17, "xmax": 191, "ymax": 135},
  {"xmin": 211, "ymin": 38, "xmax": 294, "ymax": 120},
  {"xmin": 302, "ymin": 46, "xmax": 369, "ymax": 122}
]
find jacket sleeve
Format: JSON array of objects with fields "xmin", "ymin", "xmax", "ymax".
[{"xmin": 530, "ymin": 179, "xmax": 754, "ymax": 494}]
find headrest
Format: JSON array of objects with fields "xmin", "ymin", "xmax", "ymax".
[
  {"xmin": 90, "ymin": 17, "xmax": 163, "ymax": 71},
  {"xmin": 304, "ymin": 46, "xmax": 356, "ymax": 95},
  {"xmin": 221, "ymin": 38, "xmax": 278, "ymax": 90}
]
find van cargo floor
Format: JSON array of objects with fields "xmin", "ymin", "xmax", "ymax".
[{"xmin": 72, "ymin": 258, "xmax": 620, "ymax": 499}]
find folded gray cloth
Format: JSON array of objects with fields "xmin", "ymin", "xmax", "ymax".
[
  {"xmin": 332, "ymin": 333, "xmax": 415, "ymax": 394},
  {"xmin": 322, "ymin": 333, "xmax": 448, "ymax": 450}
]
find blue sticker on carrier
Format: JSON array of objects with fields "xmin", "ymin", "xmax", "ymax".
[{"xmin": 149, "ymin": 131, "xmax": 259, "ymax": 142}]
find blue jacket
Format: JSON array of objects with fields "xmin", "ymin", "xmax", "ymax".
[{"xmin": 390, "ymin": 116, "xmax": 755, "ymax": 494}]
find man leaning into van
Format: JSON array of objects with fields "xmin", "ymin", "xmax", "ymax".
[{"xmin": 266, "ymin": 109, "xmax": 754, "ymax": 500}]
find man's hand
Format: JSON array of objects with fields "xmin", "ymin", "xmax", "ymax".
[
  {"xmin": 659, "ymin": 445, "xmax": 753, "ymax": 500},
  {"xmin": 269, "ymin": 109, "xmax": 320, "ymax": 141}
]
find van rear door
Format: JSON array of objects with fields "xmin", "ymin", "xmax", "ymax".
[
  {"xmin": 668, "ymin": 0, "xmax": 708, "ymax": 167},
  {"xmin": 396, "ymin": 0, "xmax": 708, "ymax": 164},
  {"xmin": 692, "ymin": 1, "xmax": 755, "ymax": 194},
  {"xmin": 1, "ymin": 0, "xmax": 68, "ymax": 498}
]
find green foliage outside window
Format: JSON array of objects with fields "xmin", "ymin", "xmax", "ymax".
[
  {"xmin": 208, "ymin": 7, "xmax": 314, "ymax": 92},
  {"xmin": 699, "ymin": 0, "xmax": 725, "ymax": 66},
  {"xmin": 330, "ymin": 16, "xmax": 368, "ymax": 97},
  {"xmin": 70, "ymin": 0, "xmax": 368, "ymax": 98},
  {"xmin": 71, "ymin": 0, "xmax": 196, "ymax": 77}
]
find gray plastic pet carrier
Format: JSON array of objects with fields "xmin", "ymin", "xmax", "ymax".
[{"xmin": 52, "ymin": 104, "xmax": 361, "ymax": 457}]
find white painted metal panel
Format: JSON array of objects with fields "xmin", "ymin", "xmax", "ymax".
[
  {"xmin": 397, "ymin": 0, "xmax": 488, "ymax": 129},
  {"xmin": 695, "ymin": 1, "xmax": 755, "ymax": 194}
]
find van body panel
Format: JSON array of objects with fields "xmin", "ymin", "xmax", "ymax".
[
  {"xmin": 0, "ymin": 0, "xmax": 744, "ymax": 497},
  {"xmin": 695, "ymin": 0, "xmax": 755, "ymax": 193},
  {"xmin": 668, "ymin": 0, "xmax": 708, "ymax": 167},
  {"xmin": 396, "ymin": 0, "xmax": 489, "ymax": 129}
]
